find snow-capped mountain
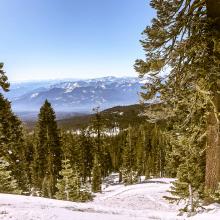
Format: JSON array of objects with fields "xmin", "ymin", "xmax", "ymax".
[{"xmin": 6, "ymin": 76, "xmax": 145, "ymax": 113}]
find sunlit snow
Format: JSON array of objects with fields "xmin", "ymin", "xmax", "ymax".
[{"xmin": 0, "ymin": 178, "xmax": 219, "ymax": 220}]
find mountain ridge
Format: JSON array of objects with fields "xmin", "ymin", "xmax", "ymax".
[{"xmin": 4, "ymin": 76, "xmax": 146, "ymax": 113}]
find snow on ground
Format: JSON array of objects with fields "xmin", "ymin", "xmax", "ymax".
[
  {"xmin": 0, "ymin": 178, "xmax": 220, "ymax": 220},
  {"xmin": 190, "ymin": 203, "xmax": 220, "ymax": 220}
]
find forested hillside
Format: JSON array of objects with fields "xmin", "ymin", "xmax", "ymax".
[
  {"xmin": 24, "ymin": 103, "xmax": 162, "ymax": 130},
  {"xmin": 57, "ymin": 104, "xmax": 147, "ymax": 130}
]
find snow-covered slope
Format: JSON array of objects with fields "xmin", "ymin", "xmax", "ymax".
[{"xmin": 0, "ymin": 178, "xmax": 219, "ymax": 220}]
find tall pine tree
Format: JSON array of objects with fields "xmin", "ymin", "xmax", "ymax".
[
  {"xmin": 0, "ymin": 63, "xmax": 29, "ymax": 192},
  {"xmin": 32, "ymin": 100, "xmax": 62, "ymax": 198},
  {"xmin": 135, "ymin": 0, "xmax": 220, "ymax": 200},
  {"xmin": 76, "ymin": 129, "xmax": 93, "ymax": 183},
  {"xmin": 121, "ymin": 125, "xmax": 137, "ymax": 185},
  {"xmin": 92, "ymin": 155, "xmax": 102, "ymax": 193}
]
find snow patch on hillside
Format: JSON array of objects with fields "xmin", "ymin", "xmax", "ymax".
[{"xmin": 30, "ymin": 93, "xmax": 39, "ymax": 98}]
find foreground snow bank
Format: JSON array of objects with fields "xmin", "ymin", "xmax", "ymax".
[
  {"xmin": 0, "ymin": 178, "xmax": 219, "ymax": 220},
  {"xmin": 190, "ymin": 203, "xmax": 220, "ymax": 220}
]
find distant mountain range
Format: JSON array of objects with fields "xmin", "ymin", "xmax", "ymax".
[{"xmin": 4, "ymin": 76, "xmax": 146, "ymax": 115}]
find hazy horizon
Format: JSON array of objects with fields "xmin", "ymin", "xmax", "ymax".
[{"xmin": 9, "ymin": 75, "xmax": 139, "ymax": 83}]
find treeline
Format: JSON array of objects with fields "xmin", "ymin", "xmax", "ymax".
[{"xmin": 0, "ymin": 63, "xmax": 173, "ymax": 201}]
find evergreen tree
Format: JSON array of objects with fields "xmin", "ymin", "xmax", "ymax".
[
  {"xmin": 0, "ymin": 64, "xmax": 29, "ymax": 191},
  {"xmin": 134, "ymin": 0, "xmax": 220, "ymax": 200},
  {"xmin": 0, "ymin": 63, "xmax": 9, "ymax": 92},
  {"xmin": 32, "ymin": 100, "xmax": 62, "ymax": 198},
  {"xmin": 55, "ymin": 159, "xmax": 80, "ymax": 201},
  {"xmin": 92, "ymin": 156, "xmax": 102, "ymax": 193},
  {"xmin": 0, "ymin": 157, "xmax": 19, "ymax": 193},
  {"xmin": 92, "ymin": 107, "xmax": 103, "ymax": 155},
  {"xmin": 76, "ymin": 130, "xmax": 93, "ymax": 183},
  {"xmin": 60, "ymin": 131, "xmax": 79, "ymax": 167},
  {"xmin": 0, "ymin": 95, "xmax": 30, "ymax": 190},
  {"xmin": 136, "ymin": 125, "xmax": 146, "ymax": 178},
  {"xmin": 56, "ymin": 159, "xmax": 92, "ymax": 202},
  {"xmin": 107, "ymin": 131, "xmax": 124, "ymax": 172},
  {"xmin": 164, "ymin": 134, "xmax": 205, "ymax": 213},
  {"xmin": 151, "ymin": 125, "xmax": 166, "ymax": 177},
  {"xmin": 121, "ymin": 125, "xmax": 137, "ymax": 185},
  {"xmin": 91, "ymin": 107, "xmax": 111, "ymax": 178},
  {"xmin": 23, "ymin": 131, "xmax": 35, "ymax": 189}
]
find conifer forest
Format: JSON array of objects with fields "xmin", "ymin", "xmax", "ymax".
[{"xmin": 0, "ymin": 0, "xmax": 220, "ymax": 219}]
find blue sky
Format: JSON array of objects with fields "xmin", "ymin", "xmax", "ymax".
[{"xmin": 0, "ymin": 0, "xmax": 154, "ymax": 82}]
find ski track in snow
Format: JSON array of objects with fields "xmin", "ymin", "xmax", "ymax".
[{"xmin": 0, "ymin": 178, "xmax": 220, "ymax": 220}]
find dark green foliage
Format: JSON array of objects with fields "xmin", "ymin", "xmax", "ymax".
[
  {"xmin": 53, "ymin": 104, "xmax": 147, "ymax": 131},
  {"xmin": 0, "ymin": 63, "xmax": 9, "ymax": 92},
  {"xmin": 55, "ymin": 159, "xmax": 92, "ymax": 202},
  {"xmin": 92, "ymin": 156, "xmax": 102, "ymax": 193},
  {"xmin": 134, "ymin": 0, "xmax": 220, "ymax": 207},
  {"xmin": 23, "ymin": 131, "xmax": 35, "ymax": 187},
  {"xmin": 55, "ymin": 159, "xmax": 80, "ymax": 201},
  {"xmin": 106, "ymin": 131, "xmax": 125, "ymax": 171},
  {"xmin": 150, "ymin": 125, "xmax": 166, "ymax": 177},
  {"xmin": 60, "ymin": 130, "xmax": 94, "ymax": 184},
  {"xmin": 210, "ymin": 184, "xmax": 220, "ymax": 203},
  {"xmin": 136, "ymin": 125, "xmax": 146, "ymax": 177},
  {"xmin": 165, "ymin": 135, "xmax": 205, "ymax": 211},
  {"xmin": 56, "ymin": 104, "xmax": 168, "ymax": 186},
  {"xmin": 0, "ymin": 64, "xmax": 30, "ymax": 192},
  {"xmin": 60, "ymin": 131, "xmax": 79, "ymax": 165},
  {"xmin": 118, "ymin": 122, "xmax": 167, "ymax": 184},
  {"xmin": 24, "ymin": 104, "xmax": 162, "ymax": 132},
  {"xmin": 0, "ymin": 94, "xmax": 30, "ymax": 191},
  {"xmin": 32, "ymin": 100, "xmax": 62, "ymax": 197},
  {"xmin": 76, "ymin": 130, "xmax": 93, "ymax": 183},
  {"xmin": 0, "ymin": 157, "xmax": 19, "ymax": 193},
  {"xmin": 169, "ymin": 133, "xmax": 205, "ymax": 198},
  {"xmin": 91, "ymin": 108, "xmax": 112, "ymax": 178},
  {"xmin": 121, "ymin": 126, "xmax": 137, "ymax": 184}
]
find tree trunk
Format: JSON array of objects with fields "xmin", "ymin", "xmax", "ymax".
[
  {"xmin": 205, "ymin": 0, "xmax": 220, "ymax": 192},
  {"xmin": 206, "ymin": 0, "xmax": 220, "ymax": 26},
  {"xmin": 205, "ymin": 91, "xmax": 220, "ymax": 191},
  {"xmin": 188, "ymin": 184, "xmax": 194, "ymax": 214}
]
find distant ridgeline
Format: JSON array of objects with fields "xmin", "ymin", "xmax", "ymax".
[
  {"xmin": 23, "ymin": 103, "xmax": 165, "ymax": 131},
  {"xmin": 4, "ymin": 77, "xmax": 148, "ymax": 113}
]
